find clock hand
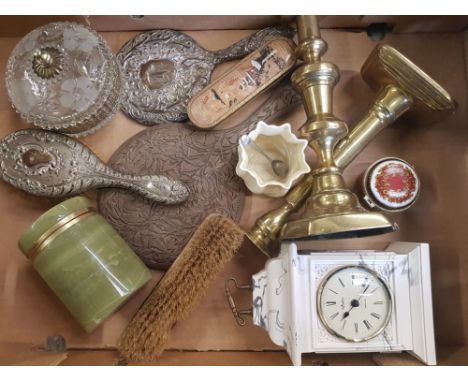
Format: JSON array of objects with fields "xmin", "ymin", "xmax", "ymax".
[
  {"xmin": 358, "ymin": 284, "xmax": 370, "ymax": 302},
  {"xmin": 341, "ymin": 282, "xmax": 371, "ymax": 320},
  {"xmin": 342, "ymin": 299, "xmax": 360, "ymax": 320}
]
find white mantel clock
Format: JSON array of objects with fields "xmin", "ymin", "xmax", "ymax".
[{"xmin": 249, "ymin": 242, "xmax": 436, "ymax": 366}]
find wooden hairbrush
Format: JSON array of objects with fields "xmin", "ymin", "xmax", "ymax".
[{"xmin": 118, "ymin": 214, "xmax": 246, "ymax": 361}]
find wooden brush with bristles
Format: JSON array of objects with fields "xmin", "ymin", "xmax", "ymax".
[{"xmin": 118, "ymin": 213, "xmax": 246, "ymax": 362}]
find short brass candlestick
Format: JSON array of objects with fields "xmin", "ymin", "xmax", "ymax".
[
  {"xmin": 334, "ymin": 44, "xmax": 456, "ymax": 167},
  {"xmin": 278, "ymin": 16, "xmax": 397, "ymax": 241},
  {"xmin": 247, "ymin": 39, "xmax": 455, "ymax": 253}
]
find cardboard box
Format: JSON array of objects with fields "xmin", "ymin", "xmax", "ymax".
[{"xmin": 0, "ymin": 15, "xmax": 467, "ymax": 365}]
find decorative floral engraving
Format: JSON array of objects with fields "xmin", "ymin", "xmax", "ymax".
[
  {"xmin": 5, "ymin": 22, "xmax": 122, "ymax": 136},
  {"xmin": 117, "ymin": 26, "xmax": 294, "ymax": 125},
  {"xmin": 0, "ymin": 129, "xmax": 188, "ymax": 204},
  {"xmin": 59, "ymin": 77, "xmax": 99, "ymax": 112},
  {"xmin": 98, "ymin": 83, "xmax": 302, "ymax": 269},
  {"xmin": 63, "ymin": 27, "xmax": 99, "ymax": 52}
]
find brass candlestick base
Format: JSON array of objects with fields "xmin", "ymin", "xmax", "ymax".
[
  {"xmin": 246, "ymin": 175, "xmax": 314, "ymax": 255},
  {"xmin": 281, "ymin": 169, "xmax": 396, "ymax": 240},
  {"xmin": 279, "ymin": 15, "xmax": 396, "ymax": 241}
]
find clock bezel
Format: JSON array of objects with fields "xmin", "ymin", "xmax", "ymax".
[{"xmin": 316, "ymin": 264, "xmax": 393, "ymax": 343}]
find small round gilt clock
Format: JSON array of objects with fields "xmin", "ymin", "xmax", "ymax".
[{"xmin": 317, "ymin": 265, "xmax": 392, "ymax": 342}]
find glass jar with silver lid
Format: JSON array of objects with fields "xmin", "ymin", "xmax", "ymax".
[{"xmin": 5, "ymin": 22, "xmax": 122, "ymax": 136}]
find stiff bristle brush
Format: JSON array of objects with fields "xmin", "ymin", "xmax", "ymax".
[{"xmin": 118, "ymin": 213, "xmax": 246, "ymax": 362}]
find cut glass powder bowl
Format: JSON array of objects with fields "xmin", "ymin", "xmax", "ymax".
[{"xmin": 5, "ymin": 22, "xmax": 122, "ymax": 136}]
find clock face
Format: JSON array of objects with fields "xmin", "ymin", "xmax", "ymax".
[{"xmin": 317, "ymin": 266, "xmax": 392, "ymax": 342}]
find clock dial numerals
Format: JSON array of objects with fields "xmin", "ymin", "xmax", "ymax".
[
  {"xmin": 318, "ymin": 266, "xmax": 392, "ymax": 342},
  {"xmin": 362, "ymin": 277, "xmax": 369, "ymax": 288},
  {"xmin": 363, "ymin": 319, "xmax": 372, "ymax": 330}
]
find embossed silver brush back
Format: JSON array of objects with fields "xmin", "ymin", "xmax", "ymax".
[
  {"xmin": 117, "ymin": 26, "xmax": 294, "ymax": 125},
  {"xmin": 5, "ymin": 22, "xmax": 122, "ymax": 136},
  {"xmin": 0, "ymin": 129, "xmax": 189, "ymax": 204},
  {"xmin": 98, "ymin": 83, "xmax": 302, "ymax": 269}
]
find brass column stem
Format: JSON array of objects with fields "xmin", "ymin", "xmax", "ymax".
[
  {"xmin": 279, "ymin": 15, "xmax": 396, "ymax": 242},
  {"xmin": 335, "ymin": 86, "xmax": 412, "ymax": 168}
]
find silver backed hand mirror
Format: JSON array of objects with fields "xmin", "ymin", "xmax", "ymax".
[
  {"xmin": 0, "ymin": 129, "xmax": 189, "ymax": 204},
  {"xmin": 117, "ymin": 26, "xmax": 294, "ymax": 125}
]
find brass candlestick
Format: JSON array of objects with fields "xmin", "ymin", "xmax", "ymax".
[
  {"xmin": 278, "ymin": 16, "xmax": 396, "ymax": 241},
  {"xmin": 247, "ymin": 18, "xmax": 456, "ymax": 252},
  {"xmin": 334, "ymin": 44, "xmax": 456, "ymax": 167},
  {"xmin": 248, "ymin": 41, "xmax": 455, "ymax": 254}
]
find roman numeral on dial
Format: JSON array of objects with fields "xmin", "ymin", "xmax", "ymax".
[
  {"xmin": 329, "ymin": 312, "xmax": 339, "ymax": 320},
  {"xmin": 363, "ymin": 319, "xmax": 372, "ymax": 330},
  {"xmin": 371, "ymin": 312, "xmax": 381, "ymax": 319},
  {"xmin": 325, "ymin": 301, "xmax": 336, "ymax": 306}
]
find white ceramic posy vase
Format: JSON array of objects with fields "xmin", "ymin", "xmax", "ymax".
[{"xmin": 236, "ymin": 121, "xmax": 310, "ymax": 198}]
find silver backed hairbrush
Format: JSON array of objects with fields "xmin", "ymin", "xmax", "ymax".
[
  {"xmin": 118, "ymin": 26, "xmax": 295, "ymax": 125},
  {"xmin": 0, "ymin": 129, "xmax": 189, "ymax": 204}
]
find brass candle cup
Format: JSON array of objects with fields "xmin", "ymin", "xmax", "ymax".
[{"xmin": 247, "ymin": 24, "xmax": 456, "ymax": 254}]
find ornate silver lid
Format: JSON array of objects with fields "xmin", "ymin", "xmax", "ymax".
[{"xmin": 5, "ymin": 22, "xmax": 122, "ymax": 136}]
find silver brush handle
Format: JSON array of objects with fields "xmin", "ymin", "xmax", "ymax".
[
  {"xmin": 212, "ymin": 25, "xmax": 294, "ymax": 64},
  {"xmin": 96, "ymin": 171, "xmax": 189, "ymax": 204}
]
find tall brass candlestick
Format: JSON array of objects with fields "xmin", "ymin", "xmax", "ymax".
[
  {"xmin": 279, "ymin": 15, "xmax": 397, "ymax": 241},
  {"xmin": 247, "ymin": 40, "xmax": 455, "ymax": 254}
]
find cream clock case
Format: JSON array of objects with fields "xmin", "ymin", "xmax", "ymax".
[{"xmin": 226, "ymin": 242, "xmax": 436, "ymax": 366}]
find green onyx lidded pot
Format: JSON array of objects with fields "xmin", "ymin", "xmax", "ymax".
[{"xmin": 18, "ymin": 196, "xmax": 152, "ymax": 333}]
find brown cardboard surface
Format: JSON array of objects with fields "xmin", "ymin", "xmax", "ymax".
[
  {"xmin": 69, "ymin": 16, "xmax": 468, "ymax": 34},
  {"xmin": 362, "ymin": 16, "xmax": 468, "ymax": 33},
  {"xmin": 88, "ymin": 15, "xmax": 291, "ymax": 32},
  {"xmin": 0, "ymin": 20, "xmax": 468, "ymax": 365},
  {"xmin": 57, "ymin": 349, "xmax": 377, "ymax": 366},
  {"xmin": 1, "ymin": 16, "xmax": 468, "ymax": 37},
  {"xmin": 372, "ymin": 353, "xmax": 424, "ymax": 366},
  {"xmin": 0, "ymin": 16, "xmax": 87, "ymax": 37}
]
